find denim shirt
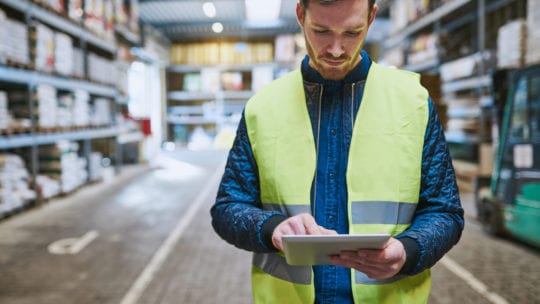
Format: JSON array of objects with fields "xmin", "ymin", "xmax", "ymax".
[
  {"xmin": 302, "ymin": 53, "xmax": 370, "ymax": 303},
  {"xmin": 211, "ymin": 51, "xmax": 464, "ymax": 304}
]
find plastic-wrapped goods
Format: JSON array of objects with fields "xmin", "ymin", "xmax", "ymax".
[
  {"xmin": 39, "ymin": 141, "xmax": 88, "ymax": 194},
  {"xmin": 35, "ymin": 175, "xmax": 61, "ymax": 199},
  {"xmin": 89, "ymin": 152, "xmax": 103, "ymax": 181},
  {"xmin": 34, "ymin": 23, "xmax": 56, "ymax": 73},
  {"xmin": 129, "ymin": 0, "xmax": 140, "ymax": 35},
  {"xmin": 274, "ymin": 35, "xmax": 296, "ymax": 64},
  {"xmin": 44, "ymin": 0, "xmax": 65, "ymax": 13},
  {"xmin": 5, "ymin": 19, "xmax": 30, "ymax": 66},
  {"xmin": 37, "ymin": 84, "xmax": 58, "ymax": 128},
  {"xmin": 0, "ymin": 10, "xmax": 7, "ymax": 64},
  {"xmin": 497, "ymin": 19, "xmax": 526, "ymax": 69},
  {"xmin": 54, "ymin": 32, "xmax": 74, "ymax": 76},
  {"xmin": 104, "ymin": 0, "xmax": 115, "ymax": 41},
  {"xmin": 7, "ymin": 91, "xmax": 32, "ymax": 130},
  {"xmin": 68, "ymin": 0, "xmax": 84, "ymax": 22},
  {"xmin": 57, "ymin": 93, "xmax": 74, "ymax": 127},
  {"xmin": 72, "ymin": 47, "xmax": 85, "ymax": 78},
  {"xmin": 88, "ymin": 53, "xmax": 117, "ymax": 85},
  {"xmin": 390, "ymin": 0, "xmax": 415, "ymax": 33},
  {"xmin": 408, "ymin": 33, "xmax": 438, "ymax": 66},
  {"xmin": 91, "ymin": 98, "xmax": 112, "ymax": 126},
  {"xmin": 0, "ymin": 154, "xmax": 35, "ymax": 216},
  {"xmin": 114, "ymin": 0, "xmax": 128, "ymax": 27},
  {"xmin": 73, "ymin": 89, "xmax": 90, "ymax": 126},
  {"xmin": 440, "ymin": 51, "xmax": 496, "ymax": 81},
  {"xmin": 84, "ymin": 0, "xmax": 105, "ymax": 36},
  {"xmin": 0, "ymin": 91, "xmax": 8, "ymax": 130},
  {"xmin": 526, "ymin": 0, "xmax": 540, "ymax": 65}
]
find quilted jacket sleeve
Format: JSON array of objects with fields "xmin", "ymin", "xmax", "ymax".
[
  {"xmin": 396, "ymin": 98, "xmax": 465, "ymax": 275},
  {"xmin": 210, "ymin": 112, "xmax": 286, "ymax": 253}
]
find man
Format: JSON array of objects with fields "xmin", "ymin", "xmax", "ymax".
[{"xmin": 211, "ymin": 0, "xmax": 464, "ymax": 303}]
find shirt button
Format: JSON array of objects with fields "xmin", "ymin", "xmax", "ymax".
[
  {"xmin": 330, "ymin": 129, "xmax": 336, "ymax": 135},
  {"xmin": 329, "ymin": 216, "xmax": 335, "ymax": 222},
  {"xmin": 329, "ymin": 173, "xmax": 335, "ymax": 179}
]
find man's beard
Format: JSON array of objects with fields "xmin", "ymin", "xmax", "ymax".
[{"xmin": 304, "ymin": 38, "xmax": 362, "ymax": 80}]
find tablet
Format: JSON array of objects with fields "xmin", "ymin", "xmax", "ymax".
[{"xmin": 282, "ymin": 233, "xmax": 391, "ymax": 266}]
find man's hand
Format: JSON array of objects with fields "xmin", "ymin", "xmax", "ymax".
[
  {"xmin": 330, "ymin": 237, "xmax": 406, "ymax": 279},
  {"xmin": 272, "ymin": 213, "xmax": 336, "ymax": 250}
]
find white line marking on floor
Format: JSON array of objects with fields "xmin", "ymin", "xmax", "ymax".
[
  {"xmin": 440, "ymin": 256, "xmax": 509, "ymax": 304},
  {"xmin": 48, "ymin": 230, "xmax": 99, "ymax": 255},
  {"xmin": 119, "ymin": 164, "xmax": 225, "ymax": 304}
]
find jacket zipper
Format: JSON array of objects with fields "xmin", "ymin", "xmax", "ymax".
[{"xmin": 313, "ymin": 84, "xmax": 323, "ymax": 217}]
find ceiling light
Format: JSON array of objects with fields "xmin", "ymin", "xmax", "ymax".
[
  {"xmin": 212, "ymin": 22, "xmax": 224, "ymax": 33},
  {"xmin": 245, "ymin": 0, "xmax": 281, "ymax": 21},
  {"xmin": 203, "ymin": 2, "xmax": 216, "ymax": 18}
]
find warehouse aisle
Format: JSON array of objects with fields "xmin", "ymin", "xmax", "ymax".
[
  {"xmin": 1, "ymin": 150, "xmax": 539, "ymax": 304},
  {"xmin": 0, "ymin": 150, "xmax": 252, "ymax": 304}
]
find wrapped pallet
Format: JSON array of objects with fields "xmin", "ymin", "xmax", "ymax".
[
  {"xmin": 57, "ymin": 93, "xmax": 74, "ymax": 128},
  {"xmin": 39, "ymin": 141, "xmax": 88, "ymax": 194},
  {"xmin": 54, "ymin": 32, "xmax": 74, "ymax": 76},
  {"xmin": 526, "ymin": 0, "xmax": 540, "ymax": 65},
  {"xmin": 34, "ymin": 23, "xmax": 56, "ymax": 73},
  {"xmin": 73, "ymin": 90, "xmax": 90, "ymax": 127},
  {"xmin": 0, "ymin": 10, "xmax": 6, "ymax": 64},
  {"xmin": 0, "ymin": 154, "xmax": 35, "ymax": 216},
  {"xmin": 6, "ymin": 19, "xmax": 30, "ymax": 66},
  {"xmin": 497, "ymin": 19, "xmax": 526, "ymax": 69},
  {"xmin": 36, "ymin": 84, "xmax": 58, "ymax": 128},
  {"xmin": 89, "ymin": 151, "xmax": 103, "ymax": 181},
  {"xmin": 0, "ymin": 91, "xmax": 8, "ymax": 130},
  {"xmin": 72, "ymin": 47, "xmax": 85, "ymax": 78},
  {"xmin": 68, "ymin": 0, "xmax": 84, "ymax": 22},
  {"xmin": 91, "ymin": 98, "xmax": 112, "ymax": 126}
]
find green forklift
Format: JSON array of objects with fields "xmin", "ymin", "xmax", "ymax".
[{"xmin": 476, "ymin": 63, "xmax": 540, "ymax": 248}]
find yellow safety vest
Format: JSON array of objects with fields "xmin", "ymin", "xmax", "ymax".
[{"xmin": 245, "ymin": 62, "xmax": 431, "ymax": 304}]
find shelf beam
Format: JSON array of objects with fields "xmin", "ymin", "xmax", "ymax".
[
  {"xmin": 0, "ymin": 66, "xmax": 116, "ymax": 97},
  {"xmin": 0, "ymin": 127, "xmax": 119, "ymax": 149},
  {"xmin": 442, "ymin": 75, "xmax": 491, "ymax": 94}
]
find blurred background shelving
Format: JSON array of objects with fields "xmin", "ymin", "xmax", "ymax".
[
  {"xmin": 0, "ymin": 0, "xmax": 539, "ymax": 222},
  {"xmin": 379, "ymin": 0, "xmax": 533, "ymax": 191}
]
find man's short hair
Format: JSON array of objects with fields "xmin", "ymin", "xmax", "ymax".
[{"xmin": 299, "ymin": 0, "xmax": 376, "ymax": 13}]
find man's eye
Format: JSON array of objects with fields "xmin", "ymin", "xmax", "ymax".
[
  {"xmin": 346, "ymin": 31, "xmax": 361, "ymax": 36},
  {"xmin": 314, "ymin": 29, "xmax": 329, "ymax": 34}
]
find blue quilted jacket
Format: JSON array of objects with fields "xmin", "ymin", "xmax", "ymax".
[{"xmin": 211, "ymin": 51, "xmax": 464, "ymax": 303}]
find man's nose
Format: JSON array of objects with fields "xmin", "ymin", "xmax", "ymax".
[{"xmin": 328, "ymin": 37, "xmax": 345, "ymax": 58}]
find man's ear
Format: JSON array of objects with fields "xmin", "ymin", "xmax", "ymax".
[
  {"xmin": 368, "ymin": 4, "xmax": 378, "ymax": 26},
  {"xmin": 296, "ymin": 2, "xmax": 305, "ymax": 27}
]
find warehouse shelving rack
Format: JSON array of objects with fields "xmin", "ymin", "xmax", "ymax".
[
  {"xmin": 166, "ymin": 62, "xmax": 282, "ymax": 144},
  {"xmin": 383, "ymin": 0, "xmax": 527, "ymax": 153},
  {"xmin": 0, "ymin": 0, "xmax": 143, "ymax": 217},
  {"xmin": 382, "ymin": 0, "xmax": 528, "ymax": 191}
]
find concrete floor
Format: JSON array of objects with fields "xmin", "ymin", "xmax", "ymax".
[{"xmin": 0, "ymin": 150, "xmax": 538, "ymax": 304}]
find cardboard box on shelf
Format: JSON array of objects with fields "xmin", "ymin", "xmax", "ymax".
[
  {"xmin": 478, "ymin": 143, "xmax": 494, "ymax": 176},
  {"xmin": 34, "ymin": 23, "xmax": 56, "ymax": 73},
  {"xmin": 497, "ymin": 19, "xmax": 526, "ymax": 69}
]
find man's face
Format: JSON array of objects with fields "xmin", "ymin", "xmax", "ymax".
[{"xmin": 297, "ymin": 0, "xmax": 377, "ymax": 80}]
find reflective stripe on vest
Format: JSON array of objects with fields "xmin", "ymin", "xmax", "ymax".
[
  {"xmin": 245, "ymin": 62, "xmax": 431, "ymax": 304},
  {"xmin": 264, "ymin": 201, "xmax": 416, "ymax": 225}
]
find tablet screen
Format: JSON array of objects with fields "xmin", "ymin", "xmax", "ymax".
[{"xmin": 282, "ymin": 234, "xmax": 391, "ymax": 265}]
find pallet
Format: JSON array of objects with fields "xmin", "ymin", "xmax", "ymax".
[
  {"xmin": 36, "ymin": 126, "xmax": 63, "ymax": 134},
  {"xmin": 0, "ymin": 126, "xmax": 32, "ymax": 136},
  {"xmin": 4, "ymin": 59, "xmax": 33, "ymax": 71}
]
